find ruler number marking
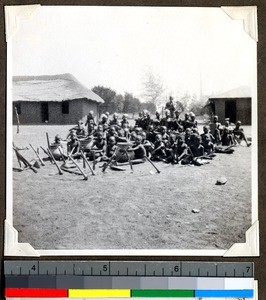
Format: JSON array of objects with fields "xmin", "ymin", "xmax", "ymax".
[
  {"xmin": 174, "ymin": 265, "xmax": 179, "ymax": 272},
  {"xmin": 103, "ymin": 264, "xmax": 108, "ymax": 272}
]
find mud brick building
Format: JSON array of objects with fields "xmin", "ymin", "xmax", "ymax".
[
  {"xmin": 12, "ymin": 74, "xmax": 104, "ymax": 125},
  {"xmin": 208, "ymin": 86, "xmax": 251, "ymax": 125}
]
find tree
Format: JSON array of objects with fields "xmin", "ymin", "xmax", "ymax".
[
  {"xmin": 92, "ymin": 86, "xmax": 117, "ymax": 114},
  {"xmin": 123, "ymin": 92, "xmax": 141, "ymax": 115},
  {"xmin": 113, "ymin": 94, "xmax": 124, "ymax": 113},
  {"xmin": 141, "ymin": 101, "xmax": 157, "ymax": 114},
  {"xmin": 141, "ymin": 68, "xmax": 165, "ymax": 107}
]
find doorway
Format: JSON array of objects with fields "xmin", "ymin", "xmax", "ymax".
[
  {"xmin": 41, "ymin": 102, "xmax": 49, "ymax": 123},
  {"xmin": 225, "ymin": 100, "xmax": 236, "ymax": 123}
]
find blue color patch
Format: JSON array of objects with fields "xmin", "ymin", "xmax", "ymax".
[{"xmin": 195, "ymin": 289, "xmax": 254, "ymax": 297}]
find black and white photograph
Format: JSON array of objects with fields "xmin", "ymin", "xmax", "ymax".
[{"xmin": 6, "ymin": 6, "xmax": 258, "ymax": 255}]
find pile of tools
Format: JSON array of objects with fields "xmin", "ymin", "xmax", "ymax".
[{"xmin": 13, "ymin": 133, "xmax": 160, "ymax": 180}]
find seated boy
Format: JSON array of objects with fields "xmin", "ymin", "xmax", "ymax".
[
  {"xmin": 128, "ymin": 135, "xmax": 146, "ymax": 160},
  {"xmin": 221, "ymin": 127, "xmax": 234, "ymax": 146},
  {"xmin": 190, "ymin": 135, "xmax": 210, "ymax": 166},
  {"xmin": 233, "ymin": 121, "xmax": 251, "ymax": 146},
  {"xmin": 90, "ymin": 132, "xmax": 107, "ymax": 165},
  {"xmin": 200, "ymin": 125, "xmax": 215, "ymax": 154},
  {"xmin": 150, "ymin": 134, "xmax": 166, "ymax": 161},
  {"xmin": 174, "ymin": 135, "xmax": 190, "ymax": 164},
  {"xmin": 67, "ymin": 131, "xmax": 81, "ymax": 158},
  {"xmin": 105, "ymin": 136, "xmax": 117, "ymax": 159}
]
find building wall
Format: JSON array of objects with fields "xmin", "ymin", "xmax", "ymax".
[
  {"xmin": 13, "ymin": 99, "xmax": 100, "ymax": 125},
  {"xmin": 48, "ymin": 100, "xmax": 84, "ymax": 124},
  {"xmin": 236, "ymin": 98, "xmax": 251, "ymax": 125},
  {"xmin": 213, "ymin": 99, "xmax": 225, "ymax": 124},
  {"xmin": 13, "ymin": 102, "xmax": 42, "ymax": 124}
]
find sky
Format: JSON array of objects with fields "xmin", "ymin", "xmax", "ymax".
[{"xmin": 12, "ymin": 6, "xmax": 256, "ymax": 102}]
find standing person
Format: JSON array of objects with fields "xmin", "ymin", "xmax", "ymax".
[
  {"xmin": 105, "ymin": 112, "xmax": 110, "ymax": 124},
  {"xmin": 165, "ymin": 96, "xmax": 175, "ymax": 118},
  {"xmin": 85, "ymin": 111, "xmax": 96, "ymax": 131},
  {"xmin": 209, "ymin": 115, "xmax": 221, "ymax": 145}
]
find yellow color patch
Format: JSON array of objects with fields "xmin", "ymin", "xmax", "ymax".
[{"xmin": 68, "ymin": 289, "xmax": 131, "ymax": 298}]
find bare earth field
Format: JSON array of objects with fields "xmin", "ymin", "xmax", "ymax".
[{"xmin": 12, "ymin": 125, "xmax": 252, "ymax": 250}]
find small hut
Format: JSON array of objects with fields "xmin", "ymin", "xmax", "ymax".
[
  {"xmin": 208, "ymin": 86, "xmax": 251, "ymax": 125},
  {"xmin": 12, "ymin": 74, "xmax": 104, "ymax": 125}
]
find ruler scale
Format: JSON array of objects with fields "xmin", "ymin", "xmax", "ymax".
[{"xmin": 4, "ymin": 261, "xmax": 254, "ymax": 298}]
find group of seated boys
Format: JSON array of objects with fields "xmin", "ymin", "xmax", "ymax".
[{"xmin": 53, "ymin": 109, "xmax": 251, "ymax": 167}]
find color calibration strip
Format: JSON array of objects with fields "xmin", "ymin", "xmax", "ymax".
[
  {"xmin": 5, "ymin": 277, "xmax": 254, "ymax": 298},
  {"xmin": 5, "ymin": 288, "xmax": 254, "ymax": 298},
  {"xmin": 5, "ymin": 261, "xmax": 254, "ymax": 298}
]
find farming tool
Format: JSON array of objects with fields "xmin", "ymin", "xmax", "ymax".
[
  {"xmin": 58, "ymin": 147, "xmax": 66, "ymax": 163},
  {"xmin": 80, "ymin": 151, "xmax": 95, "ymax": 176},
  {"xmin": 13, "ymin": 147, "xmax": 38, "ymax": 173},
  {"xmin": 124, "ymin": 149, "xmax": 133, "ymax": 172},
  {"xmin": 14, "ymin": 106, "xmax": 20, "ymax": 134},
  {"xmin": 40, "ymin": 146, "xmax": 54, "ymax": 164},
  {"xmin": 46, "ymin": 132, "xmax": 51, "ymax": 149},
  {"xmin": 102, "ymin": 151, "xmax": 117, "ymax": 172},
  {"xmin": 144, "ymin": 155, "xmax": 161, "ymax": 174},
  {"xmin": 68, "ymin": 155, "xmax": 88, "ymax": 180},
  {"xmin": 47, "ymin": 148, "xmax": 63, "ymax": 175},
  {"xmin": 29, "ymin": 143, "xmax": 45, "ymax": 166}
]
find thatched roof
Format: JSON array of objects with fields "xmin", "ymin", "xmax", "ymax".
[
  {"xmin": 13, "ymin": 73, "xmax": 104, "ymax": 103},
  {"xmin": 210, "ymin": 86, "xmax": 251, "ymax": 99}
]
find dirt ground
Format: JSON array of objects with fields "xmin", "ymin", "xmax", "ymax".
[{"xmin": 12, "ymin": 125, "xmax": 252, "ymax": 250}]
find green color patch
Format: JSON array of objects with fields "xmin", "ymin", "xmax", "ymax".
[{"xmin": 131, "ymin": 289, "xmax": 195, "ymax": 297}]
